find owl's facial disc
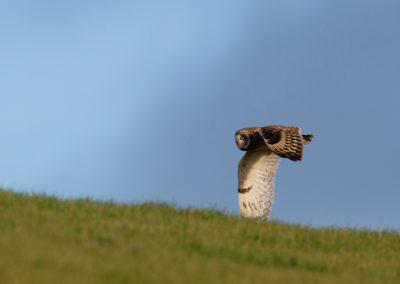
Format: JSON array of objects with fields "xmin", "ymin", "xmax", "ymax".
[{"xmin": 235, "ymin": 132, "xmax": 250, "ymax": 150}]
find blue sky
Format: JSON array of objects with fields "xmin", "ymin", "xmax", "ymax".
[{"xmin": 1, "ymin": 1, "xmax": 399, "ymax": 229}]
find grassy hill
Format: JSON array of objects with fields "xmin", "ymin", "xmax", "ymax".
[{"xmin": 0, "ymin": 189, "xmax": 399, "ymax": 284}]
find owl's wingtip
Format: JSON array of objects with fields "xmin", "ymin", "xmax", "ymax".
[{"xmin": 302, "ymin": 134, "xmax": 314, "ymax": 145}]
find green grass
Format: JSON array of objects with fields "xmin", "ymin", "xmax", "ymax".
[{"xmin": 0, "ymin": 189, "xmax": 399, "ymax": 284}]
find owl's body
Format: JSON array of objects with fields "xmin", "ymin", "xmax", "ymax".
[
  {"xmin": 238, "ymin": 150, "xmax": 279, "ymax": 218},
  {"xmin": 235, "ymin": 125, "xmax": 313, "ymax": 220}
]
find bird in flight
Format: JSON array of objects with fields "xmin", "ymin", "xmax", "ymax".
[{"xmin": 235, "ymin": 125, "xmax": 314, "ymax": 220}]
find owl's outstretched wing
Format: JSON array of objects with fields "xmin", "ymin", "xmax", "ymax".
[
  {"xmin": 260, "ymin": 125, "xmax": 304, "ymax": 161},
  {"xmin": 238, "ymin": 150, "xmax": 280, "ymax": 219}
]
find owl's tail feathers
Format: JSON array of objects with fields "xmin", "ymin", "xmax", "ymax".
[{"xmin": 302, "ymin": 134, "xmax": 314, "ymax": 145}]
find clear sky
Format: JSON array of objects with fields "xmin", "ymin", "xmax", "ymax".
[{"xmin": 1, "ymin": 1, "xmax": 399, "ymax": 229}]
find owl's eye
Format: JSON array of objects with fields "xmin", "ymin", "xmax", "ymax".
[{"xmin": 240, "ymin": 136, "xmax": 246, "ymax": 140}]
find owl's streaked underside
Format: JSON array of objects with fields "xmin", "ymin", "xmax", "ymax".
[{"xmin": 235, "ymin": 125, "xmax": 314, "ymax": 220}]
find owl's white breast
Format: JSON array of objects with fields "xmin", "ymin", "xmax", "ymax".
[
  {"xmin": 238, "ymin": 150, "xmax": 280, "ymax": 188},
  {"xmin": 238, "ymin": 150, "xmax": 281, "ymax": 218}
]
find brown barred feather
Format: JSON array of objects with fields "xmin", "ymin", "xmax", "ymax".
[{"xmin": 260, "ymin": 125, "xmax": 304, "ymax": 161}]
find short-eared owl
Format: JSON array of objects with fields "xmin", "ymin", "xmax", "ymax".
[{"xmin": 235, "ymin": 125, "xmax": 313, "ymax": 220}]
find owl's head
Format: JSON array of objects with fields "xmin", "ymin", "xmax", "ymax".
[
  {"xmin": 235, "ymin": 129, "xmax": 252, "ymax": 150},
  {"xmin": 235, "ymin": 127, "xmax": 268, "ymax": 151}
]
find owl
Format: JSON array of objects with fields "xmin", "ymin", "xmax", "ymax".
[{"xmin": 235, "ymin": 125, "xmax": 313, "ymax": 220}]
